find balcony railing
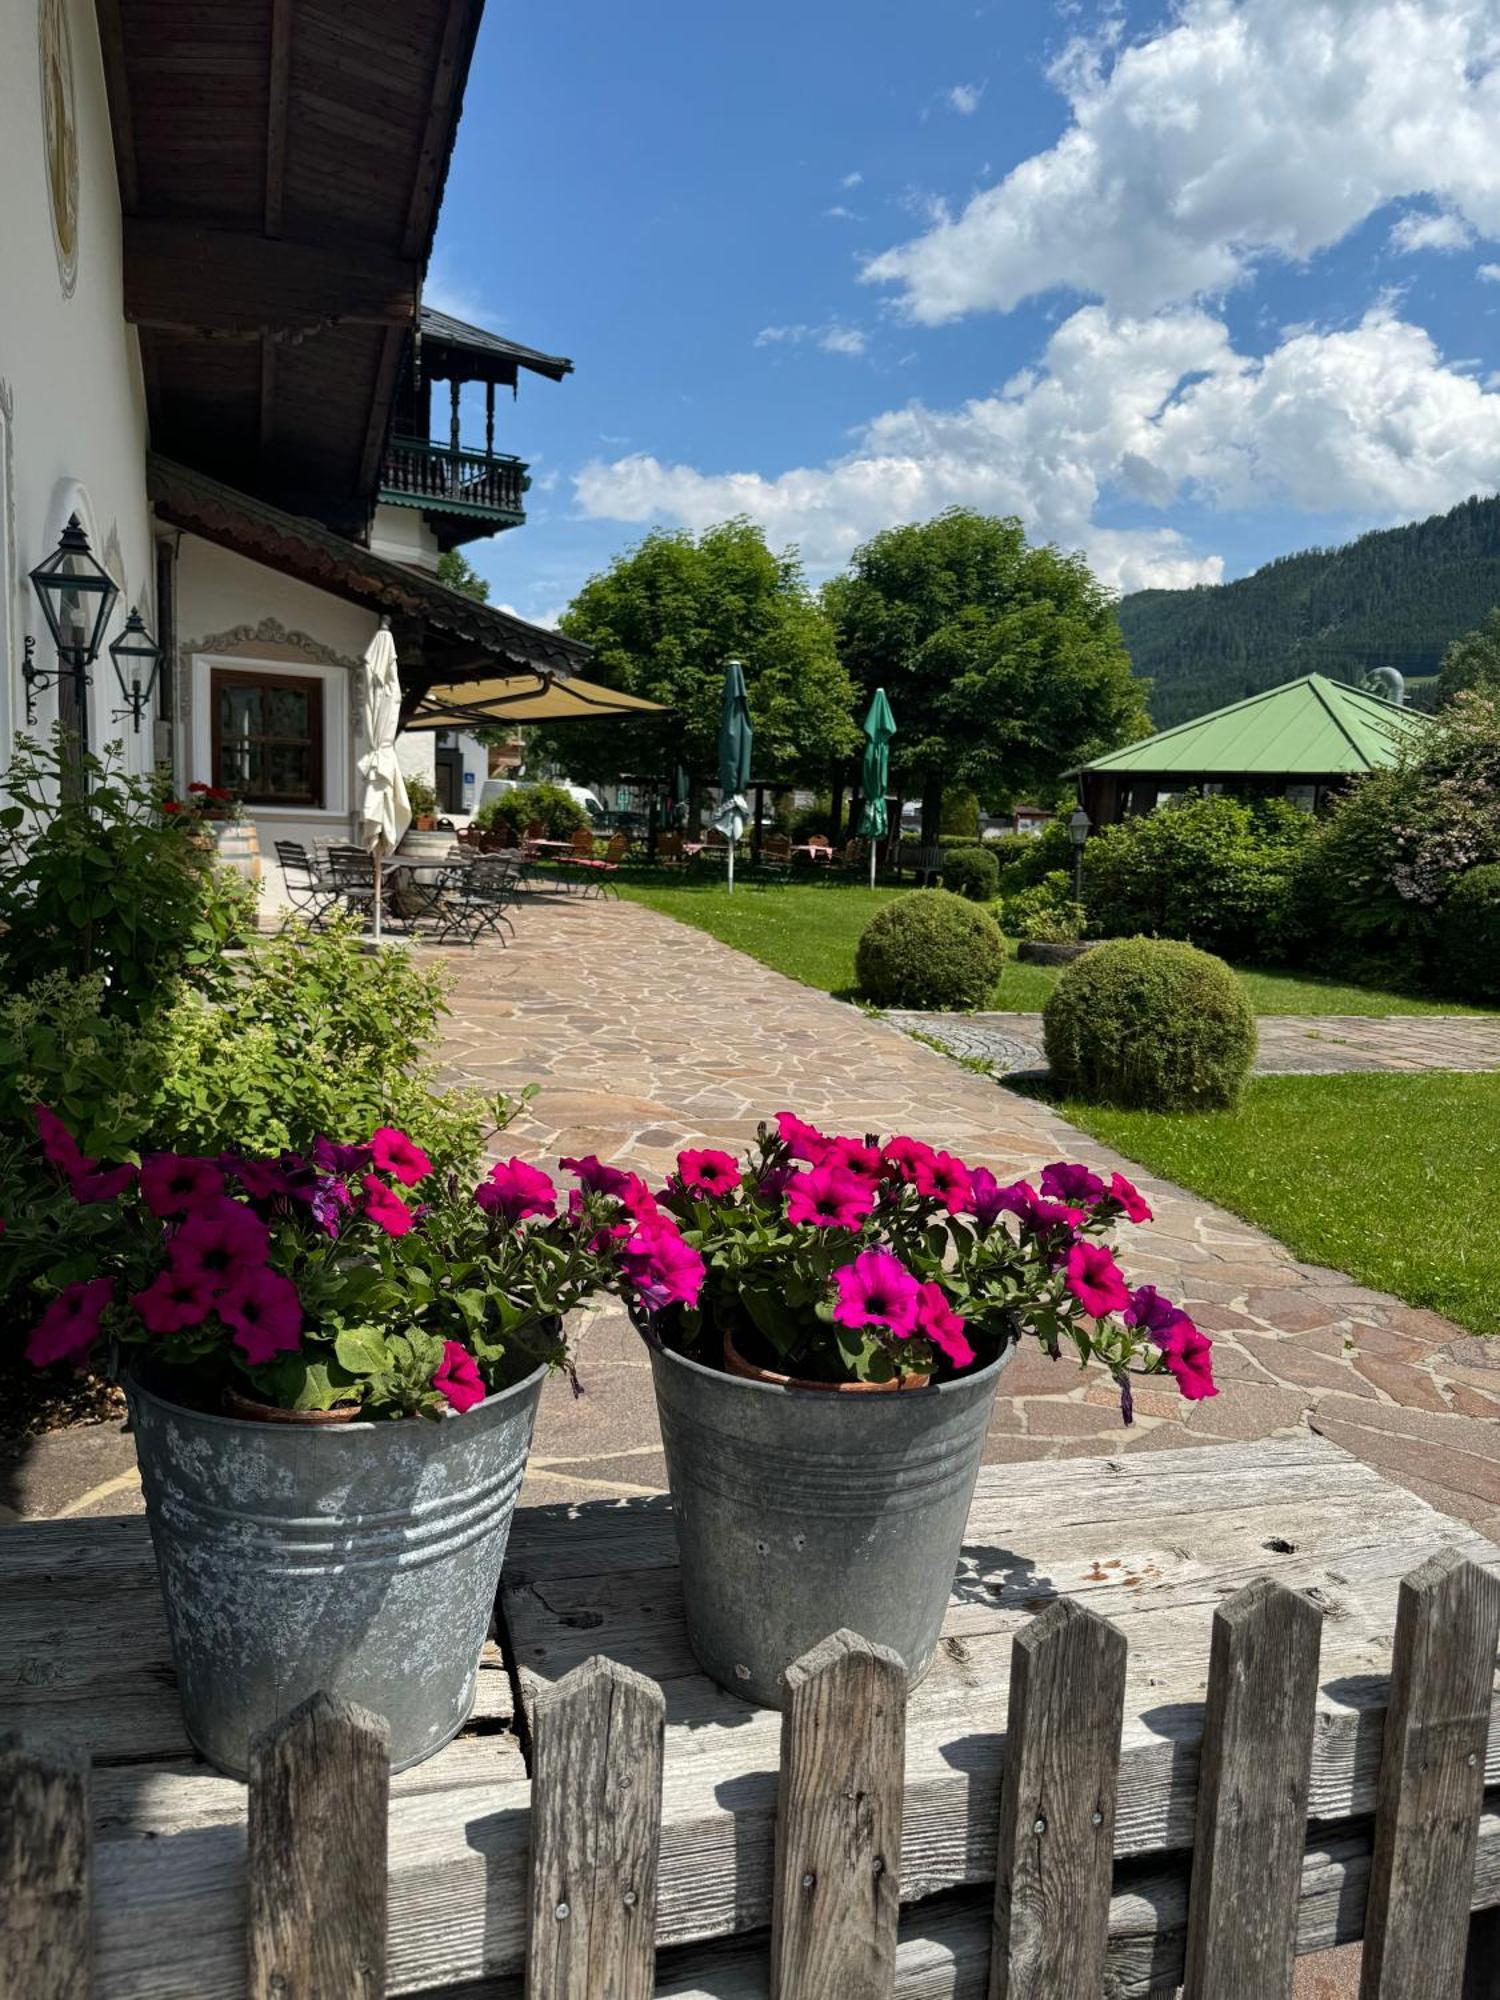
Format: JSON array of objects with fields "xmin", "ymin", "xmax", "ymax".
[{"xmin": 378, "ymin": 436, "xmax": 529, "ymax": 522}]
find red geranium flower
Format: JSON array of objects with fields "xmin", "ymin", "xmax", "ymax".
[{"xmin": 369, "ymin": 1127, "xmax": 432, "ymax": 1186}]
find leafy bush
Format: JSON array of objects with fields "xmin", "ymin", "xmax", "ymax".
[
  {"xmin": 0, "ymin": 971, "xmax": 175, "ymax": 1162},
  {"xmin": 940, "ymin": 789, "xmax": 980, "ymax": 839},
  {"xmin": 1003, "ymin": 873, "xmax": 1086, "ymax": 942},
  {"xmin": 941, "ymin": 845, "xmax": 999, "ymax": 901},
  {"xmin": 0, "ymin": 733, "xmax": 251, "ymax": 1019},
  {"xmin": 855, "ymin": 891, "xmax": 1005, "ymax": 1009},
  {"xmin": 404, "ymin": 773, "xmax": 438, "ymax": 819},
  {"xmin": 993, "ymin": 817, "xmax": 1073, "ymax": 897},
  {"xmin": 475, "ymin": 780, "xmax": 590, "ymax": 841},
  {"xmin": 1081, "ymin": 796, "xmax": 1312, "ymax": 960},
  {"xmin": 1436, "ymin": 865, "xmax": 1500, "ymax": 1000},
  {"xmin": 1043, "ymin": 937, "xmax": 1256, "ymax": 1111}
]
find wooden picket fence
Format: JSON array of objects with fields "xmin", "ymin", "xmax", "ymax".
[{"xmin": 1, "ymin": 1548, "xmax": 1497, "ymax": 1999}]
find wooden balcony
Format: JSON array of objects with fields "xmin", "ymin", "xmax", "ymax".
[{"xmin": 377, "ymin": 435, "xmax": 529, "ymax": 528}]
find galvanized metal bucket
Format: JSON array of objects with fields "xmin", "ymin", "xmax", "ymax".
[
  {"xmin": 647, "ymin": 1336, "xmax": 1010, "ymax": 1706},
  {"xmin": 127, "ymin": 1361, "xmax": 546, "ymax": 1778}
]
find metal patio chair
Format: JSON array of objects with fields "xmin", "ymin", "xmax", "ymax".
[
  {"xmin": 425, "ymin": 857, "xmax": 520, "ymax": 946},
  {"xmin": 274, "ymin": 841, "xmax": 340, "ymax": 931}
]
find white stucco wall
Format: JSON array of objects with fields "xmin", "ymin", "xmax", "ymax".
[
  {"xmin": 369, "ymin": 504, "xmax": 440, "ymax": 574},
  {"xmin": 0, "ymin": 0, "xmax": 156, "ymax": 780}
]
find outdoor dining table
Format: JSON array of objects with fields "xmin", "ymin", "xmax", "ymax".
[{"xmin": 1, "ymin": 1433, "xmax": 1495, "ymax": 1995}]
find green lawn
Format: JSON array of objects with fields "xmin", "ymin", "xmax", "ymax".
[
  {"xmin": 614, "ymin": 872, "xmax": 1490, "ymax": 1017},
  {"xmin": 1049, "ymin": 1073, "xmax": 1500, "ymax": 1337}
]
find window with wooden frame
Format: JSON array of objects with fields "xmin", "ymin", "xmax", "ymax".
[{"xmin": 211, "ymin": 669, "xmax": 325, "ymax": 807}]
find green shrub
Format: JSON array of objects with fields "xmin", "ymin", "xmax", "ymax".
[
  {"xmin": 1043, "ymin": 936, "xmax": 1256, "ymax": 1110},
  {"xmin": 404, "ymin": 773, "xmax": 438, "ymax": 818},
  {"xmin": 1004, "ymin": 873, "xmax": 1086, "ymax": 943},
  {"xmin": 0, "ymin": 732, "xmax": 249, "ymax": 1020},
  {"xmin": 940, "ymin": 789, "xmax": 980, "ymax": 839},
  {"xmin": 855, "ymin": 891, "xmax": 1005, "ymax": 1009},
  {"xmin": 1081, "ymin": 795, "xmax": 1312, "ymax": 960},
  {"xmin": 941, "ymin": 845, "xmax": 999, "ymax": 901},
  {"xmin": 993, "ymin": 818, "xmax": 1073, "ymax": 897},
  {"xmin": 1436, "ymin": 865, "xmax": 1500, "ymax": 1000},
  {"xmin": 476, "ymin": 781, "xmax": 589, "ymax": 840}
]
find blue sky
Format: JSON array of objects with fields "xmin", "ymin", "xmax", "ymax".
[{"xmin": 430, "ymin": 0, "xmax": 1500, "ymax": 625}]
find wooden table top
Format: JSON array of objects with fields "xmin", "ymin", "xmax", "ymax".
[{"xmin": 2, "ymin": 1435, "xmax": 1495, "ymax": 1997}]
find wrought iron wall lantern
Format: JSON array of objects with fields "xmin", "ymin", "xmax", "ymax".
[
  {"xmin": 24, "ymin": 514, "xmax": 119, "ymax": 725},
  {"xmin": 108, "ymin": 608, "xmax": 163, "ymax": 733}
]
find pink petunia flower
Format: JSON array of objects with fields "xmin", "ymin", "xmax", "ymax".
[
  {"xmin": 619, "ymin": 1217, "xmax": 705, "ymax": 1311},
  {"xmin": 785, "ymin": 1163, "xmax": 877, "ymax": 1230},
  {"xmin": 994, "ymin": 1180, "xmax": 1086, "ymax": 1234},
  {"xmin": 914, "ymin": 1281, "xmax": 977, "ymax": 1369},
  {"xmin": 26, "ymin": 1278, "xmax": 115, "ymax": 1368},
  {"xmin": 1154, "ymin": 1316, "xmax": 1218, "ymax": 1401},
  {"xmin": 676, "ymin": 1148, "xmax": 741, "ymax": 1197},
  {"xmin": 35, "ymin": 1105, "xmax": 87, "ymax": 1179},
  {"xmin": 1107, "ymin": 1172, "xmax": 1153, "ymax": 1225},
  {"xmin": 966, "ymin": 1166, "xmax": 1008, "ymax": 1230},
  {"xmin": 224, "ymin": 1153, "xmax": 305, "ymax": 1201},
  {"xmin": 822, "ymin": 1135, "xmax": 884, "ymax": 1182},
  {"xmin": 882, "ymin": 1135, "xmax": 935, "ymax": 1183},
  {"xmin": 433, "ymin": 1340, "xmax": 486, "ymax": 1414},
  {"xmin": 141, "ymin": 1154, "xmax": 227, "ymax": 1220},
  {"xmin": 561, "ymin": 1153, "xmax": 634, "ymax": 1197},
  {"xmin": 476, "ymin": 1157, "xmax": 558, "ymax": 1224},
  {"xmin": 311, "ymin": 1137, "xmax": 374, "ymax": 1176},
  {"xmin": 169, "ymin": 1201, "xmax": 272, "ymax": 1292},
  {"xmin": 70, "ymin": 1162, "xmax": 138, "ymax": 1204},
  {"xmin": 831, "ymin": 1249, "xmax": 921, "ymax": 1336},
  {"xmin": 775, "ymin": 1112, "xmax": 830, "ymax": 1164},
  {"xmin": 132, "ymin": 1265, "xmax": 218, "ymax": 1335},
  {"xmin": 1064, "ymin": 1241, "xmax": 1131, "ymax": 1320},
  {"xmin": 615, "ymin": 1173, "xmax": 662, "ymax": 1223},
  {"xmin": 361, "ymin": 1175, "xmax": 415, "ymax": 1236},
  {"xmin": 369, "ymin": 1127, "xmax": 432, "ymax": 1186},
  {"xmin": 216, "ymin": 1267, "xmax": 303, "ymax": 1365},
  {"xmin": 1123, "ymin": 1284, "xmax": 1186, "ymax": 1339},
  {"xmin": 1040, "ymin": 1161, "xmax": 1107, "ymax": 1206},
  {"xmin": 914, "ymin": 1149, "xmax": 973, "ymax": 1213}
]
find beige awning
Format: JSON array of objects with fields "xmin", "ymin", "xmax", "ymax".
[{"xmin": 402, "ymin": 671, "xmax": 663, "ymax": 730}]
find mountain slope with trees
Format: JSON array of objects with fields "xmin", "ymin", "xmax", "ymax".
[{"xmin": 1118, "ymin": 494, "xmax": 1500, "ymax": 725}]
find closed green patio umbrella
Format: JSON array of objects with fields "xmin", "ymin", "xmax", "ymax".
[
  {"xmin": 712, "ymin": 657, "xmax": 753, "ymax": 894},
  {"xmin": 858, "ymin": 687, "xmax": 896, "ymax": 888}
]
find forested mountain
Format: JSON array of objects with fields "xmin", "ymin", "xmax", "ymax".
[{"xmin": 1116, "ymin": 494, "xmax": 1500, "ymax": 726}]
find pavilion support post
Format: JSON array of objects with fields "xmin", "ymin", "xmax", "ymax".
[{"xmin": 485, "ymin": 382, "xmax": 495, "ymax": 457}]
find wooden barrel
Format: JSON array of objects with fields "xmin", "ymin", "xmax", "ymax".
[{"xmin": 209, "ymin": 819, "xmax": 263, "ymax": 885}]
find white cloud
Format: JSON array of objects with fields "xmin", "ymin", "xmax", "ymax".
[
  {"xmin": 840, "ymin": 170, "xmax": 864, "ymax": 189},
  {"xmin": 947, "ymin": 81, "xmax": 986, "ymax": 115},
  {"xmin": 1479, "ymin": 262, "xmax": 1500, "ymax": 281},
  {"xmin": 576, "ymin": 304, "xmax": 1500, "ymax": 591},
  {"xmin": 755, "ymin": 322, "xmax": 869, "ymax": 356},
  {"xmin": 1389, "ymin": 208, "xmax": 1475, "ymax": 253},
  {"xmin": 865, "ymin": 0, "xmax": 1500, "ymax": 321},
  {"xmin": 824, "ymin": 204, "xmax": 860, "ymax": 221}
]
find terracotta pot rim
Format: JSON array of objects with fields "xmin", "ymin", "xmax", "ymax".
[
  {"xmin": 721, "ymin": 1327, "xmax": 929, "ymax": 1394},
  {"xmin": 220, "ymin": 1386, "xmax": 360, "ymax": 1426}
]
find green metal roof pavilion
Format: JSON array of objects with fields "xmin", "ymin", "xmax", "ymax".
[{"xmin": 1070, "ymin": 674, "xmax": 1430, "ymax": 782}]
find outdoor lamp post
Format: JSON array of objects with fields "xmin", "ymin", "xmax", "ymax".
[
  {"xmin": 1068, "ymin": 803, "xmax": 1091, "ymax": 901},
  {"xmin": 24, "ymin": 514, "xmax": 119, "ymax": 726},
  {"xmin": 108, "ymin": 608, "xmax": 163, "ymax": 734}
]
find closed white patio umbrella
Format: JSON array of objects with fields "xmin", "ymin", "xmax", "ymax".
[{"xmin": 357, "ymin": 620, "xmax": 411, "ymax": 943}]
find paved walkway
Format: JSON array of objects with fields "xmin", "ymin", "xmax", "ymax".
[
  {"xmin": 887, "ymin": 1008, "xmax": 1500, "ymax": 1077},
  {"xmin": 5, "ymin": 898, "xmax": 1496, "ymax": 1545}
]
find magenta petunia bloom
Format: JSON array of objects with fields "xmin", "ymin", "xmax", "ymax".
[
  {"xmin": 1123, "ymin": 1284, "xmax": 1186, "ymax": 1338},
  {"xmin": 369, "ymin": 1127, "xmax": 432, "ymax": 1187},
  {"xmin": 1154, "ymin": 1316, "xmax": 1218, "ymax": 1401},
  {"xmin": 822, "ymin": 1135, "xmax": 883, "ymax": 1182},
  {"xmin": 775, "ymin": 1112, "xmax": 830, "ymax": 1164},
  {"xmin": 433, "ymin": 1340, "xmax": 486, "ymax": 1414},
  {"xmin": 615, "ymin": 1173, "xmax": 662, "ymax": 1222},
  {"xmin": 308, "ymin": 1177, "xmax": 352, "ymax": 1237},
  {"xmin": 141, "ymin": 1153, "xmax": 226, "ymax": 1220},
  {"xmin": 222, "ymin": 1152, "xmax": 310, "ymax": 1202},
  {"xmin": 676, "ymin": 1148, "xmax": 741, "ymax": 1197},
  {"xmin": 476, "ymin": 1157, "xmax": 558, "ymax": 1224},
  {"xmin": 70, "ymin": 1162, "xmax": 138, "ymax": 1205},
  {"xmin": 311, "ymin": 1136, "xmax": 374, "ymax": 1176},
  {"xmin": 1108, "ymin": 1172, "xmax": 1153, "ymax": 1224},
  {"xmin": 785, "ymin": 1163, "xmax": 877, "ymax": 1230},
  {"xmin": 26, "ymin": 1278, "xmax": 115, "ymax": 1368},
  {"xmin": 561, "ymin": 1153, "xmax": 634, "ymax": 1197},
  {"xmin": 994, "ymin": 1180, "xmax": 1086, "ymax": 1233},
  {"xmin": 1064, "ymin": 1241, "xmax": 1131, "ymax": 1319},
  {"xmin": 620, "ymin": 1217, "xmax": 706, "ymax": 1310},
  {"xmin": 881, "ymin": 1134, "xmax": 935, "ymax": 1183},
  {"xmin": 169, "ymin": 1200, "xmax": 272, "ymax": 1291},
  {"xmin": 217, "ymin": 1267, "xmax": 303, "ymax": 1365},
  {"xmin": 1040, "ymin": 1161, "xmax": 1107, "ymax": 1205},
  {"xmin": 34, "ymin": 1105, "xmax": 87, "ymax": 1179},
  {"xmin": 361, "ymin": 1175, "xmax": 415, "ymax": 1236},
  {"xmin": 914, "ymin": 1281, "xmax": 977, "ymax": 1369},
  {"xmin": 914, "ymin": 1149, "xmax": 973, "ymax": 1213},
  {"xmin": 132, "ymin": 1265, "xmax": 218, "ymax": 1335},
  {"xmin": 831, "ymin": 1249, "xmax": 921, "ymax": 1336},
  {"xmin": 966, "ymin": 1166, "xmax": 1008, "ymax": 1231}
]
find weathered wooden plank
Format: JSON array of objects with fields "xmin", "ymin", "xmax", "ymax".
[
  {"xmin": 1361, "ymin": 1551, "xmax": 1500, "ymax": 2000},
  {"xmin": 1182, "ymin": 1579, "xmax": 1323, "ymax": 2000},
  {"xmin": 527, "ymin": 1656, "xmax": 664, "ymax": 2000},
  {"xmin": 247, "ymin": 1693, "xmax": 388, "ymax": 2000},
  {"xmin": 770, "ymin": 1632, "xmax": 905, "ymax": 2000},
  {"xmin": 122, "ymin": 220, "xmax": 418, "ymax": 336},
  {"xmin": 990, "ymin": 1598, "xmax": 1126, "ymax": 2000},
  {"xmin": 0, "ymin": 1733, "xmax": 91, "ymax": 2000}
]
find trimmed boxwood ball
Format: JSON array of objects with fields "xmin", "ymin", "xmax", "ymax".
[
  {"xmin": 941, "ymin": 845, "xmax": 1000, "ymax": 902},
  {"xmin": 1437, "ymin": 865, "xmax": 1500, "ymax": 1001},
  {"xmin": 1043, "ymin": 936, "xmax": 1256, "ymax": 1110},
  {"xmin": 856, "ymin": 890, "xmax": 1005, "ymax": 1010}
]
